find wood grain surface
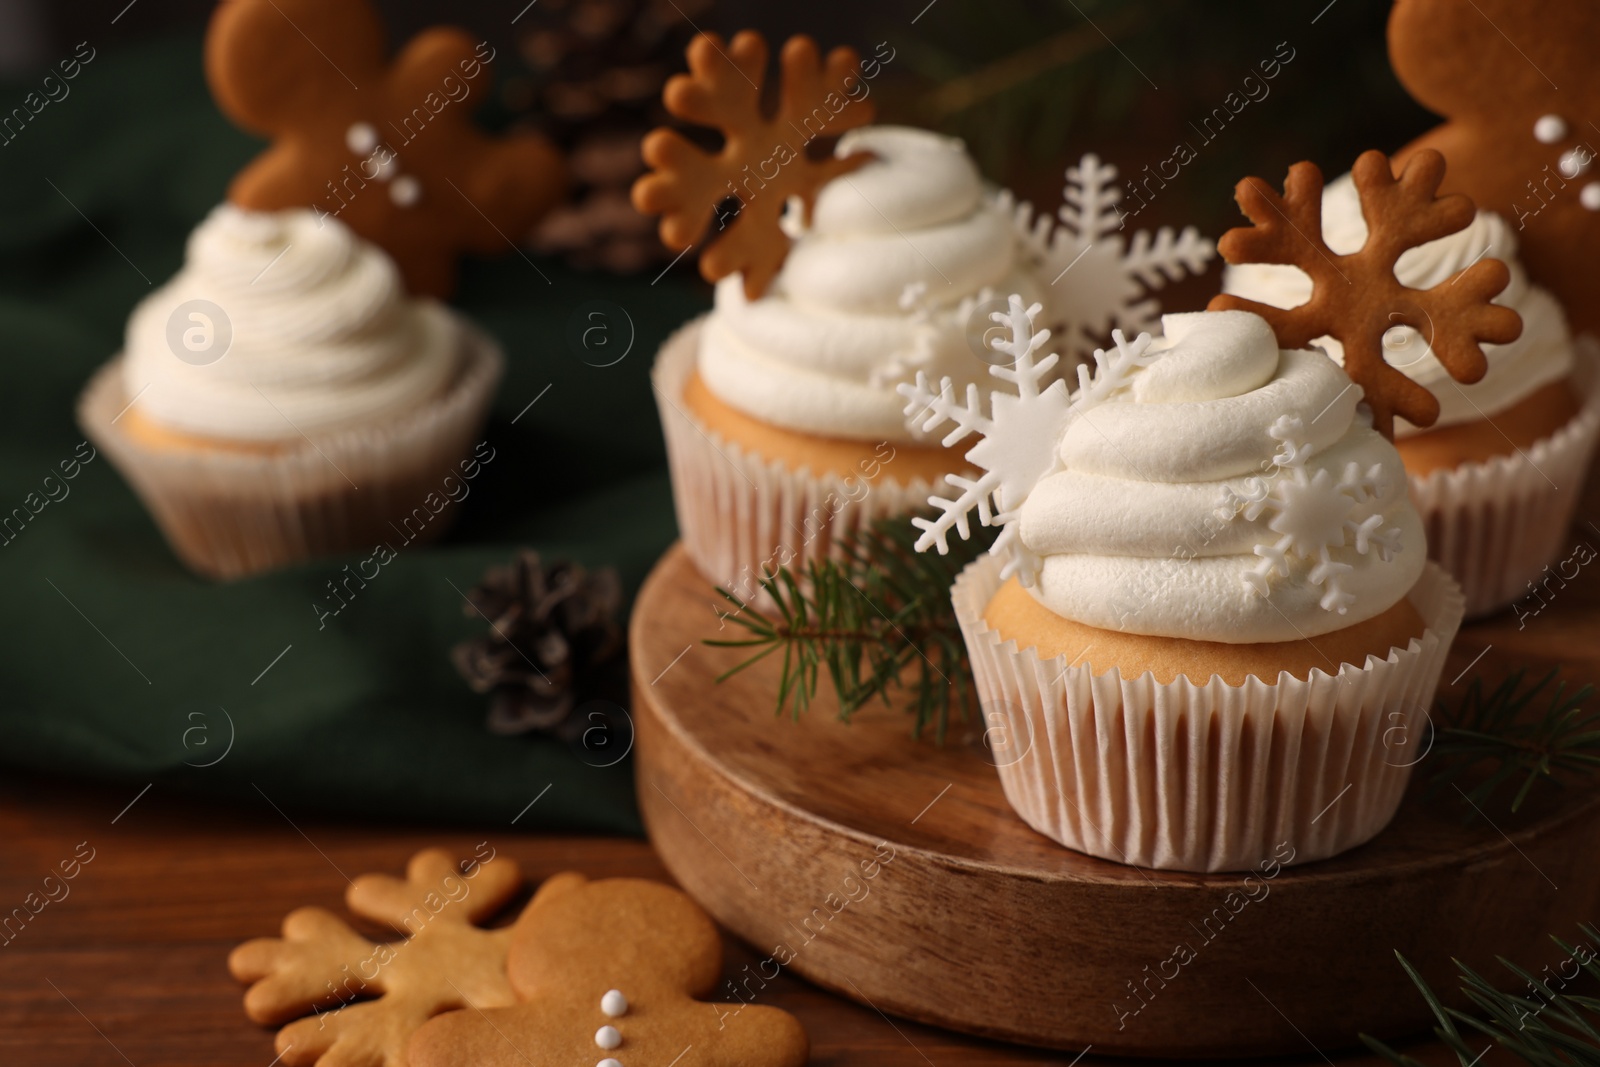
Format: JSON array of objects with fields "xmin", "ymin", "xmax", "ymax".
[
  {"xmin": 630, "ymin": 541, "xmax": 1600, "ymax": 1059},
  {"xmin": 9, "ymin": 480, "xmax": 1600, "ymax": 1067},
  {"xmin": 0, "ymin": 769, "xmax": 1456, "ymax": 1066}
]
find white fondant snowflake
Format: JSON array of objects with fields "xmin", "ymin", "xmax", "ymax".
[
  {"xmin": 1218, "ymin": 415, "xmax": 1402, "ymax": 614},
  {"xmin": 898, "ymin": 294, "xmax": 1156, "ymax": 585},
  {"xmin": 1004, "ymin": 153, "xmax": 1213, "ymax": 365},
  {"xmin": 871, "ymin": 282, "xmax": 998, "ymax": 389}
]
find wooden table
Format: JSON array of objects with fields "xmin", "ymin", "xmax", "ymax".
[
  {"xmin": 0, "ymin": 772, "xmax": 1463, "ymax": 1066},
  {"xmin": 20, "ymin": 477, "xmax": 1600, "ymax": 1067}
]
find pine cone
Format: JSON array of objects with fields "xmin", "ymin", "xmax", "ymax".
[
  {"xmin": 506, "ymin": 0, "xmax": 713, "ymax": 272},
  {"xmin": 451, "ymin": 551, "xmax": 625, "ymax": 736}
]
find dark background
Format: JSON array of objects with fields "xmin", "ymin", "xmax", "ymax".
[{"xmin": 3, "ymin": 0, "xmax": 1436, "ymax": 236}]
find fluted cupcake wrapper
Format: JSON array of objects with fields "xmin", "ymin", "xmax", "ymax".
[
  {"xmin": 653, "ymin": 318, "xmax": 953, "ymax": 606},
  {"xmin": 951, "ymin": 555, "xmax": 1466, "ymax": 873},
  {"xmin": 1410, "ymin": 342, "xmax": 1600, "ymax": 620},
  {"xmin": 78, "ymin": 327, "xmax": 503, "ymax": 580}
]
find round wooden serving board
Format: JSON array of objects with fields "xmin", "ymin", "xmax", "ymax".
[{"xmin": 630, "ymin": 543, "xmax": 1600, "ymax": 1058}]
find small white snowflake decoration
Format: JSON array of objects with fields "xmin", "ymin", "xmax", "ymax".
[
  {"xmin": 873, "ymin": 282, "xmax": 999, "ymax": 389},
  {"xmin": 1005, "ymin": 153, "xmax": 1213, "ymax": 364},
  {"xmin": 898, "ymin": 293, "xmax": 1156, "ymax": 585},
  {"xmin": 1218, "ymin": 415, "xmax": 1403, "ymax": 614}
]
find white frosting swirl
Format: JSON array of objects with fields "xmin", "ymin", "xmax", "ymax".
[
  {"xmin": 698, "ymin": 126, "xmax": 1042, "ymax": 443},
  {"xmin": 1223, "ymin": 174, "xmax": 1573, "ymax": 436},
  {"xmin": 1018, "ymin": 311, "xmax": 1425, "ymax": 643},
  {"xmin": 123, "ymin": 205, "xmax": 461, "ymax": 441}
]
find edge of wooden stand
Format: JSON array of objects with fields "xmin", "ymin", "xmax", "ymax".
[{"xmin": 631, "ymin": 542, "xmax": 1600, "ymax": 1057}]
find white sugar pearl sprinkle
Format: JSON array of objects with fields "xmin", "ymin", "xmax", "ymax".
[
  {"xmin": 389, "ymin": 175, "xmax": 422, "ymax": 207},
  {"xmin": 598, "ymin": 1060, "xmax": 623, "ymax": 1067},
  {"xmin": 1534, "ymin": 114, "xmax": 1567, "ymax": 144},
  {"xmin": 1581, "ymin": 183, "xmax": 1600, "ymax": 211},
  {"xmin": 595, "ymin": 1025, "xmax": 622, "ymax": 1050},
  {"xmin": 601, "ymin": 990, "xmax": 628, "ymax": 1017},
  {"xmin": 346, "ymin": 122, "xmax": 379, "ymax": 155}
]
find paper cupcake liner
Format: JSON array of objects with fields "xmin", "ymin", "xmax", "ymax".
[
  {"xmin": 1410, "ymin": 343, "xmax": 1600, "ymax": 619},
  {"xmin": 78, "ymin": 328, "xmax": 503, "ymax": 580},
  {"xmin": 951, "ymin": 556, "xmax": 1466, "ymax": 873},
  {"xmin": 653, "ymin": 317, "xmax": 955, "ymax": 605}
]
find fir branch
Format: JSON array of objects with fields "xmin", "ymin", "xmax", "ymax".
[
  {"xmin": 707, "ymin": 518, "xmax": 996, "ymax": 741},
  {"xmin": 1428, "ymin": 669, "xmax": 1600, "ymax": 813},
  {"xmin": 1362, "ymin": 925, "xmax": 1600, "ymax": 1067}
]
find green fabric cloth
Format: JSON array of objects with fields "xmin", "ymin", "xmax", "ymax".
[{"xmin": 0, "ymin": 34, "xmax": 709, "ymax": 833}]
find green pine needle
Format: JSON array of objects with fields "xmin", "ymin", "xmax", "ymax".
[
  {"xmin": 1362, "ymin": 926, "xmax": 1600, "ymax": 1067},
  {"xmin": 706, "ymin": 517, "xmax": 996, "ymax": 741},
  {"xmin": 1428, "ymin": 669, "xmax": 1600, "ymax": 813}
]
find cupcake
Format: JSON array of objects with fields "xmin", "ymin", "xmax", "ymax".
[
  {"xmin": 635, "ymin": 31, "xmax": 1216, "ymax": 603},
  {"xmin": 630, "ymin": 31, "xmax": 1030, "ymax": 602},
  {"xmin": 1224, "ymin": 173, "xmax": 1600, "ymax": 617},
  {"xmin": 650, "ymin": 123, "xmax": 1051, "ymax": 601},
  {"xmin": 918, "ymin": 301, "xmax": 1465, "ymax": 872},
  {"xmin": 78, "ymin": 0, "xmax": 564, "ymax": 578},
  {"xmin": 79, "ymin": 207, "xmax": 502, "ymax": 579}
]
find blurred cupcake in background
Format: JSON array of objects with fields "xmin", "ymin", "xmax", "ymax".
[
  {"xmin": 1225, "ymin": 173, "xmax": 1600, "ymax": 617},
  {"xmin": 78, "ymin": 0, "xmax": 565, "ymax": 578},
  {"xmin": 80, "ymin": 207, "xmax": 502, "ymax": 579}
]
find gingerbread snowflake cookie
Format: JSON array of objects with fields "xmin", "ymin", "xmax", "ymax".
[
  {"xmin": 1208, "ymin": 149, "xmax": 1522, "ymax": 439},
  {"xmin": 229, "ymin": 848, "xmax": 522, "ymax": 1067},
  {"xmin": 632, "ymin": 30, "xmax": 876, "ymax": 299},
  {"xmin": 206, "ymin": 0, "xmax": 566, "ymax": 298},
  {"xmin": 408, "ymin": 873, "xmax": 808, "ymax": 1067}
]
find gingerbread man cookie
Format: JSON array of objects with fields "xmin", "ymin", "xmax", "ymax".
[
  {"xmin": 1389, "ymin": 0, "xmax": 1600, "ymax": 333},
  {"xmin": 206, "ymin": 0, "xmax": 566, "ymax": 298},
  {"xmin": 229, "ymin": 847, "xmax": 522, "ymax": 1067},
  {"xmin": 407, "ymin": 873, "xmax": 808, "ymax": 1067}
]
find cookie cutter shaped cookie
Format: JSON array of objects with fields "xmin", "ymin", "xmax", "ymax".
[
  {"xmin": 1209, "ymin": 149, "xmax": 1522, "ymax": 439},
  {"xmin": 229, "ymin": 848, "xmax": 522, "ymax": 1067},
  {"xmin": 409, "ymin": 872, "xmax": 808, "ymax": 1067},
  {"xmin": 632, "ymin": 30, "xmax": 877, "ymax": 300},
  {"xmin": 206, "ymin": 0, "xmax": 566, "ymax": 298}
]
